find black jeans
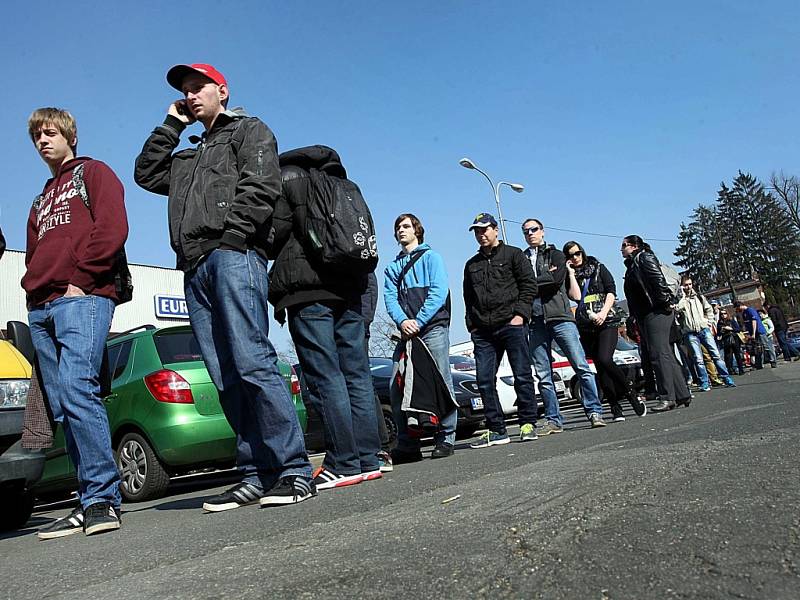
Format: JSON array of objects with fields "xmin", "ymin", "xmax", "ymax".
[
  {"xmin": 579, "ymin": 325, "xmax": 629, "ymax": 404},
  {"xmin": 723, "ymin": 341, "xmax": 746, "ymax": 375},
  {"xmin": 472, "ymin": 323, "xmax": 537, "ymax": 435},
  {"xmin": 638, "ymin": 311, "xmax": 691, "ymax": 403}
]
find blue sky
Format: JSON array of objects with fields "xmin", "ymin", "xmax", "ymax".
[{"xmin": 2, "ymin": 1, "xmax": 798, "ymax": 350}]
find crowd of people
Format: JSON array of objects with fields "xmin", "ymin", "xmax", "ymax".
[{"xmin": 7, "ymin": 63, "xmax": 795, "ymax": 542}]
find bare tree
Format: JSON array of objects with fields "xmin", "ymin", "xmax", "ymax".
[
  {"xmin": 368, "ymin": 309, "xmax": 398, "ymax": 358},
  {"xmin": 770, "ymin": 171, "xmax": 800, "ymax": 233},
  {"xmin": 275, "ymin": 339, "xmax": 298, "ymax": 366}
]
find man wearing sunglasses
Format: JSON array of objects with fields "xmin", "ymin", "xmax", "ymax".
[{"xmin": 522, "ymin": 219, "xmax": 607, "ymax": 431}]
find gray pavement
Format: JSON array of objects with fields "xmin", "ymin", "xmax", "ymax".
[{"xmin": 2, "ymin": 364, "xmax": 799, "ymax": 599}]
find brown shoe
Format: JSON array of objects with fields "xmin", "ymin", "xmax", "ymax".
[{"xmin": 651, "ymin": 400, "xmax": 676, "ymax": 412}]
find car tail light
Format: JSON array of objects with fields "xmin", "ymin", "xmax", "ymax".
[
  {"xmin": 144, "ymin": 369, "xmax": 194, "ymax": 404},
  {"xmin": 290, "ymin": 367, "xmax": 302, "ymax": 396}
]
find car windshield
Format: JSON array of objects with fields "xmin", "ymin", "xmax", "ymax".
[
  {"xmin": 449, "ymin": 355, "xmax": 476, "ymax": 370},
  {"xmin": 154, "ymin": 331, "xmax": 204, "ymax": 364}
]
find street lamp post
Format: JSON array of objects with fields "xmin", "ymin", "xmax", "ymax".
[{"xmin": 459, "ymin": 157, "xmax": 524, "ymax": 241}]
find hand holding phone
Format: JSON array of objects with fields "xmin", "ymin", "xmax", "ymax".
[{"xmin": 168, "ymin": 100, "xmax": 196, "ymax": 125}]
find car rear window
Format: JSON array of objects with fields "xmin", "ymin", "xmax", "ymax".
[{"xmin": 154, "ymin": 331, "xmax": 204, "ymax": 364}]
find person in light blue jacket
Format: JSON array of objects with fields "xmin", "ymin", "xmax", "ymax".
[{"xmin": 384, "ymin": 213, "xmax": 457, "ymax": 462}]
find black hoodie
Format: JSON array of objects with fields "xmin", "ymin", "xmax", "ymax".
[{"xmin": 268, "ymin": 145, "xmax": 366, "ymax": 321}]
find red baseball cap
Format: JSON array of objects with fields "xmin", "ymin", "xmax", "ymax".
[{"xmin": 166, "ymin": 63, "xmax": 227, "ymax": 90}]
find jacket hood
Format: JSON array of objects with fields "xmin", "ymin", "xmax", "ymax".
[
  {"xmin": 394, "ymin": 243, "xmax": 431, "ymax": 260},
  {"xmin": 278, "ymin": 145, "xmax": 347, "ymax": 178},
  {"xmin": 44, "ymin": 156, "xmax": 92, "ymax": 185}
]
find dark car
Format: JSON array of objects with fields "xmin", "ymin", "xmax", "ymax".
[{"xmin": 296, "ymin": 358, "xmax": 485, "ymax": 452}]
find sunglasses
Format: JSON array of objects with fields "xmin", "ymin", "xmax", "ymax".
[
  {"xmin": 620, "ymin": 243, "xmax": 633, "ymax": 249},
  {"xmin": 522, "ymin": 226, "xmax": 541, "ymax": 234},
  {"xmin": 567, "ymin": 251, "xmax": 583, "ymax": 258}
]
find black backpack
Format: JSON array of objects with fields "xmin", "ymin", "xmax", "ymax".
[
  {"xmin": 304, "ymin": 168, "xmax": 378, "ymax": 274},
  {"xmin": 71, "ymin": 163, "xmax": 134, "ymax": 304}
]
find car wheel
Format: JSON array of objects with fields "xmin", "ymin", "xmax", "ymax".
[
  {"xmin": 116, "ymin": 432, "xmax": 170, "ymax": 502},
  {"xmin": 0, "ymin": 489, "xmax": 34, "ymax": 532},
  {"xmin": 455, "ymin": 424, "xmax": 480, "ymax": 440},
  {"xmin": 382, "ymin": 405, "xmax": 398, "ymax": 450}
]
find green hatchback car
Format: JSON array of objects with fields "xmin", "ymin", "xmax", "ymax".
[{"xmin": 35, "ymin": 325, "xmax": 307, "ymax": 503}]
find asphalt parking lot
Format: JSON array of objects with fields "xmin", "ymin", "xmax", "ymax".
[{"xmin": 1, "ymin": 364, "xmax": 798, "ymax": 600}]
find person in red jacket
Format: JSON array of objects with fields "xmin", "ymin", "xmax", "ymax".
[{"xmin": 23, "ymin": 108, "xmax": 128, "ymax": 540}]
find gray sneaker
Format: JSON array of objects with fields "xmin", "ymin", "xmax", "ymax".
[
  {"xmin": 470, "ymin": 431, "xmax": 511, "ymax": 448},
  {"xmin": 535, "ymin": 420, "xmax": 564, "ymax": 436},
  {"xmin": 590, "ymin": 413, "xmax": 607, "ymax": 428}
]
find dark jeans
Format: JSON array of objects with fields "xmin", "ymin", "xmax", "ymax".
[
  {"xmin": 638, "ymin": 311, "xmax": 691, "ymax": 403},
  {"xmin": 579, "ymin": 325, "xmax": 629, "ymax": 404},
  {"xmin": 723, "ymin": 341, "xmax": 745, "ymax": 375},
  {"xmin": 289, "ymin": 301, "xmax": 380, "ymax": 475},
  {"xmin": 776, "ymin": 329, "xmax": 800, "ymax": 361},
  {"xmin": 364, "ymin": 335, "xmax": 390, "ymax": 451},
  {"xmin": 472, "ymin": 323, "xmax": 537, "ymax": 435},
  {"xmin": 185, "ymin": 249, "xmax": 312, "ymax": 490}
]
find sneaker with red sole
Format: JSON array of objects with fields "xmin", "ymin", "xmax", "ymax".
[
  {"xmin": 312, "ymin": 467, "xmax": 363, "ymax": 490},
  {"xmin": 361, "ymin": 470, "xmax": 383, "ymax": 482}
]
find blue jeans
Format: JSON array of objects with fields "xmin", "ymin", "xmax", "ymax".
[
  {"xmin": 289, "ymin": 301, "xmax": 380, "ymax": 474},
  {"xmin": 776, "ymin": 329, "xmax": 800, "ymax": 360},
  {"xmin": 684, "ymin": 328, "xmax": 732, "ymax": 387},
  {"xmin": 185, "ymin": 249, "xmax": 311, "ymax": 489},
  {"xmin": 471, "ymin": 323, "xmax": 537, "ymax": 436},
  {"xmin": 529, "ymin": 317, "xmax": 603, "ymax": 425},
  {"xmin": 29, "ymin": 295, "xmax": 120, "ymax": 509},
  {"xmin": 391, "ymin": 325, "xmax": 458, "ymax": 450}
]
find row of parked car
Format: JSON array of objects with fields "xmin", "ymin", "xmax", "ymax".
[{"xmin": 0, "ymin": 322, "xmax": 645, "ymax": 531}]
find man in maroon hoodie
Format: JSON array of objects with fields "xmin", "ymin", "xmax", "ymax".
[{"xmin": 23, "ymin": 108, "xmax": 128, "ymax": 540}]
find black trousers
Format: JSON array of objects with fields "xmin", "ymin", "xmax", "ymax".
[
  {"xmin": 579, "ymin": 326, "xmax": 629, "ymax": 404},
  {"xmin": 638, "ymin": 311, "xmax": 691, "ymax": 403}
]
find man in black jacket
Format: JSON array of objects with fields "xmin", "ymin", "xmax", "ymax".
[
  {"xmin": 134, "ymin": 64, "xmax": 314, "ymax": 511},
  {"xmin": 463, "ymin": 213, "xmax": 538, "ymax": 447},
  {"xmin": 764, "ymin": 302, "xmax": 800, "ymax": 361},
  {"xmin": 269, "ymin": 145, "xmax": 382, "ymax": 490},
  {"xmin": 523, "ymin": 219, "xmax": 606, "ymax": 431}
]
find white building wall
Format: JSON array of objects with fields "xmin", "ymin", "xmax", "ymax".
[{"xmin": 0, "ymin": 250, "xmax": 188, "ymax": 332}]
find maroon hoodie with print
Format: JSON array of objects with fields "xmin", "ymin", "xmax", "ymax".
[{"xmin": 22, "ymin": 157, "xmax": 128, "ymax": 307}]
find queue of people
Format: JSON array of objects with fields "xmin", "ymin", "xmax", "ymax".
[{"xmin": 12, "ymin": 63, "xmax": 794, "ymax": 543}]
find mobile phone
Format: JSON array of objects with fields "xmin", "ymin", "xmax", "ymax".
[{"xmin": 176, "ymin": 100, "xmax": 190, "ymax": 116}]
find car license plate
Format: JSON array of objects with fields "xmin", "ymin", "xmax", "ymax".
[{"xmin": 471, "ymin": 397, "xmax": 483, "ymax": 410}]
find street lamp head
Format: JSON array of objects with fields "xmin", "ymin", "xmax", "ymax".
[
  {"xmin": 510, "ymin": 183, "xmax": 524, "ymax": 193},
  {"xmin": 459, "ymin": 157, "xmax": 476, "ymax": 169}
]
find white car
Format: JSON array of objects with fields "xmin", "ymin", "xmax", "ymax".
[{"xmin": 449, "ymin": 342, "xmax": 568, "ymax": 416}]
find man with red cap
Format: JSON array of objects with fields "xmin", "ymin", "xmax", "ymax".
[{"xmin": 135, "ymin": 64, "xmax": 315, "ymax": 511}]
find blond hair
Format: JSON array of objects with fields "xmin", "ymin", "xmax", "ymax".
[{"xmin": 28, "ymin": 107, "xmax": 78, "ymax": 152}]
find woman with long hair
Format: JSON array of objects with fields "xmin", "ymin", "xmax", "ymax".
[
  {"xmin": 563, "ymin": 241, "xmax": 647, "ymax": 420},
  {"xmin": 621, "ymin": 235, "xmax": 692, "ymax": 412}
]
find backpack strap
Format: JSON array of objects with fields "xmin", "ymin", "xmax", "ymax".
[
  {"xmin": 397, "ymin": 249, "xmax": 428, "ymax": 292},
  {"xmin": 71, "ymin": 163, "xmax": 92, "ymax": 216}
]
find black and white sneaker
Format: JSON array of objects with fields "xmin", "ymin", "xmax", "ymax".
[
  {"xmin": 202, "ymin": 482, "xmax": 263, "ymax": 512},
  {"xmin": 38, "ymin": 506, "xmax": 84, "ymax": 540},
  {"xmin": 259, "ymin": 476, "xmax": 317, "ymax": 506},
  {"xmin": 83, "ymin": 502, "xmax": 121, "ymax": 536}
]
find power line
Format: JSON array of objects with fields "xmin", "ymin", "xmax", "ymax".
[{"xmin": 504, "ymin": 218, "xmax": 678, "ymax": 243}]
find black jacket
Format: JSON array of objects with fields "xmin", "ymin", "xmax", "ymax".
[
  {"xmin": 623, "ymin": 249, "xmax": 674, "ymax": 317},
  {"xmin": 134, "ymin": 109, "xmax": 280, "ymax": 271},
  {"xmin": 767, "ymin": 305, "xmax": 789, "ymax": 332},
  {"xmin": 524, "ymin": 243, "xmax": 574, "ymax": 323},
  {"xmin": 268, "ymin": 145, "xmax": 366, "ymax": 321},
  {"xmin": 463, "ymin": 242, "xmax": 537, "ymax": 330}
]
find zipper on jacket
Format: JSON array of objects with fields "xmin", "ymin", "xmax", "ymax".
[
  {"xmin": 177, "ymin": 139, "xmax": 206, "ymax": 258},
  {"xmin": 257, "ymin": 149, "xmax": 263, "ymax": 176}
]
